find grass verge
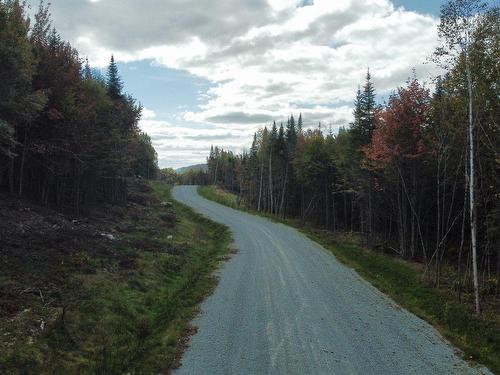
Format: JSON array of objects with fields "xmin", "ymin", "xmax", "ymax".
[
  {"xmin": 0, "ymin": 181, "xmax": 230, "ymax": 374},
  {"xmin": 198, "ymin": 185, "xmax": 500, "ymax": 374}
]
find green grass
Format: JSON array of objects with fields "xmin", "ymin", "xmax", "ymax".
[
  {"xmin": 198, "ymin": 185, "xmax": 500, "ymax": 374},
  {"xmin": 198, "ymin": 185, "xmax": 241, "ymax": 209},
  {"xmin": 1, "ymin": 182, "xmax": 230, "ymax": 374}
]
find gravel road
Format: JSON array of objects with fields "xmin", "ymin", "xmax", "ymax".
[{"xmin": 172, "ymin": 185, "xmax": 490, "ymax": 375}]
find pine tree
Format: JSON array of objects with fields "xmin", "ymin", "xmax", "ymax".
[
  {"xmin": 352, "ymin": 86, "xmax": 363, "ymax": 130},
  {"xmin": 351, "ymin": 70, "xmax": 376, "ymax": 147},
  {"xmin": 107, "ymin": 55, "xmax": 123, "ymax": 99},
  {"xmin": 83, "ymin": 58, "xmax": 92, "ymax": 80},
  {"xmin": 271, "ymin": 121, "xmax": 278, "ymax": 145},
  {"xmin": 297, "ymin": 113, "xmax": 303, "ymax": 134},
  {"xmin": 278, "ymin": 122, "xmax": 286, "ymax": 156},
  {"xmin": 361, "ymin": 69, "xmax": 376, "ymax": 140},
  {"xmin": 286, "ymin": 115, "xmax": 297, "ymax": 156}
]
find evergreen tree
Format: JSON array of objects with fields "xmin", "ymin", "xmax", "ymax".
[
  {"xmin": 277, "ymin": 122, "xmax": 286, "ymax": 157},
  {"xmin": 250, "ymin": 133, "xmax": 258, "ymax": 158},
  {"xmin": 351, "ymin": 70, "xmax": 376, "ymax": 147},
  {"xmin": 352, "ymin": 86, "xmax": 363, "ymax": 131},
  {"xmin": 297, "ymin": 113, "xmax": 303, "ymax": 134},
  {"xmin": 361, "ymin": 69, "xmax": 376, "ymax": 139},
  {"xmin": 286, "ymin": 115, "xmax": 297, "ymax": 155},
  {"xmin": 83, "ymin": 57, "xmax": 92, "ymax": 80},
  {"xmin": 133, "ymin": 132, "xmax": 158, "ymax": 179},
  {"xmin": 107, "ymin": 55, "xmax": 123, "ymax": 99},
  {"xmin": 270, "ymin": 121, "xmax": 278, "ymax": 147}
]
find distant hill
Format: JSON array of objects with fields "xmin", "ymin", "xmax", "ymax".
[{"xmin": 176, "ymin": 164, "xmax": 208, "ymax": 174}]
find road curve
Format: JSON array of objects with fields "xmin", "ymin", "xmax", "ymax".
[{"xmin": 172, "ymin": 185, "xmax": 489, "ymax": 375}]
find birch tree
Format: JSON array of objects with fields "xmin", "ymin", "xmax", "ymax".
[{"xmin": 435, "ymin": 0, "xmax": 488, "ymax": 313}]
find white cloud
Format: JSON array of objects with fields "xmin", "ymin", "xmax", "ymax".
[
  {"xmin": 30, "ymin": 0, "xmax": 441, "ymax": 167},
  {"xmin": 139, "ymin": 119, "xmax": 255, "ymax": 168},
  {"xmin": 141, "ymin": 108, "xmax": 156, "ymax": 120}
]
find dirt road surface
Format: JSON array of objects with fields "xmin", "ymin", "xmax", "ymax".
[{"xmin": 173, "ymin": 185, "xmax": 490, "ymax": 375}]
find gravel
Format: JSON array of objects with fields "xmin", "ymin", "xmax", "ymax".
[{"xmin": 173, "ymin": 185, "xmax": 491, "ymax": 375}]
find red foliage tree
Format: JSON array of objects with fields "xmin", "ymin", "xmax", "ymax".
[{"xmin": 365, "ymin": 79, "xmax": 432, "ymax": 168}]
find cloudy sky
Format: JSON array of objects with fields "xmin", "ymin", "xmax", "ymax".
[{"xmin": 28, "ymin": 0, "xmax": 447, "ymax": 168}]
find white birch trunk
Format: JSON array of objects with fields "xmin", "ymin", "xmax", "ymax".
[{"xmin": 466, "ymin": 46, "xmax": 480, "ymax": 314}]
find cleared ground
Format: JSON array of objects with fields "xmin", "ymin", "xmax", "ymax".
[{"xmin": 173, "ymin": 185, "xmax": 490, "ymax": 375}]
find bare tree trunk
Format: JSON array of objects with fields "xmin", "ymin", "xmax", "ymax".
[
  {"xmin": 268, "ymin": 152, "xmax": 273, "ymax": 214},
  {"xmin": 301, "ymin": 186, "xmax": 305, "ymax": 222},
  {"xmin": 325, "ymin": 182, "xmax": 329, "ymax": 228},
  {"xmin": 368, "ymin": 178, "xmax": 373, "ymax": 240},
  {"xmin": 213, "ymin": 160, "xmax": 219, "ymax": 185},
  {"xmin": 350, "ymin": 195, "xmax": 354, "ymax": 233},
  {"xmin": 466, "ymin": 49, "xmax": 480, "ymax": 314},
  {"xmin": 496, "ymin": 249, "xmax": 500, "ymax": 297},
  {"xmin": 343, "ymin": 191, "xmax": 347, "ymax": 230},
  {"xmin": 435, "ymin": 146, "xmax": 442, "ymax": 284},
  {"xmin": 332, "ymin": 192, "xmax": 336, "ymax": 232},
  {"xmin": 9, "ymin": 157, "xmax": 15, "ymax": 194},
  {"xmin": 397, "ymin": 180, "xmax": 405, "ymax": 256},
  {"xmin": 397, "ymin": 166, "xmax": 428, "ymax": 264},
  {"xmin": 18, "ymin": 126, "xmax": 29, "ymax": 197},
  {"xmin": 279, "ymin": 164, "xmax": 288, "ymax": 217},
  {"xmin": 257, "ymin": 162, "xmax": 263, "ymax": 211}
]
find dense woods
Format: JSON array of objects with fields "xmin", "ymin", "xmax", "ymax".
[
  {"xmin": 0, "ymin": 1, "xmax": 158, "ymax": 211},
  {"xmin": 206, "ymin": 1, "xmax": 499, "ymax": 311}
]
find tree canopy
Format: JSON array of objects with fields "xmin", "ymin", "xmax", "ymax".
[{"xmin": 0, "ymin": 1, "xmax": 158, "ymax": 211}]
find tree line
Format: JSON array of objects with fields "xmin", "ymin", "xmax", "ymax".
[
  {"xmin": 0, "ymin": 1, "xmax": 158, "ymax": 211},
  {"xmin": 205, "ymin": 0, "xmax": 498, "ymax": 312}
]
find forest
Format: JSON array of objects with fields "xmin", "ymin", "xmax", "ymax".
[
  {"xmin": 0, "ymin": 0, "xmax": 499, "ymax": 372},
  {"xmin": 0, "ymin": 1, "xmax": 158, "ymax": 212},
  {"xmin": 204, "ymin": 2, "xmax": 499, "ymax": 312}
]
